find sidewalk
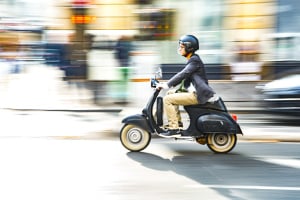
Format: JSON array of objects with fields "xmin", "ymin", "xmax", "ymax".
[
  {"xmin": 0, "ymin": 64, "xmax": 261, "ymax": 112},
  {"xmin": 0, "ymin": 65, "xmax": 299, "ymax": 142}
]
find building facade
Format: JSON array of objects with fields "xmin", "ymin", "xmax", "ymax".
[{"xmin": 1, "ymin": 0, "xmax": 298, "ymax": 80}]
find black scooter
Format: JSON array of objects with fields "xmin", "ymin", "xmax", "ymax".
[{"xmin": 120, "ymin": 78, "xmax": 243, "ymax": 153}]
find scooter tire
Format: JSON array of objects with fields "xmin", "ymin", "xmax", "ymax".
[
  {"xmin": 207, "ymin": 133, "xmax": 237, "ymax": 153},
  {"xmin": 120, "ymin": 124, "xmax": 151, "ymax": 152}
]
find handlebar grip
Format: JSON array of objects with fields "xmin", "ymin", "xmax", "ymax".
[{"xmin": 150, "ymin": 78, "xmax": 159, "ymax": 88}]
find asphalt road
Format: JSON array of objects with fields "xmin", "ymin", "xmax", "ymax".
[
  {"xmin": 0, "ymin": 137, "xmax": 299, "ymax": 200},
  {"xmin": 0, "ymin": 109, "xmax": 299, "ymax": 200}
]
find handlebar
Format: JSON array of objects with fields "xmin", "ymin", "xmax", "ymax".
[{"xmin": 150, "ymin": 78, "xmax": 159, "ymax": 88}]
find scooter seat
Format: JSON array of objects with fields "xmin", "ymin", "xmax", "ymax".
[{"xmin": 184, "ymin": 98, "xmax": 227, "ymax": 112}]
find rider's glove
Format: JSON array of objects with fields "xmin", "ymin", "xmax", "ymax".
[{"xmin": 156, "ymin": 82, "xmax": 169, "ymax": 90}]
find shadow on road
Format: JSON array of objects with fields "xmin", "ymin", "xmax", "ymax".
[{"xmin": 127, "ymin": 146, "xmax": 300, "ymax": 200}]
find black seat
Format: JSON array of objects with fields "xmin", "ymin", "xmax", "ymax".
[{"xmin": 184, "ymin": 98, "xmax": 227, "ymax": 112}]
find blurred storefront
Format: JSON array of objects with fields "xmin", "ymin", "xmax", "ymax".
[
  {"xmin": 261, "ymin": 0, "xmax": 300, "ymax": 79},
  {"xmin": 1, "ymin": 0, "xmax": 299, "ymax": 81},
  {"xmin": 0, "ymin": 0, "xmax": 299, "ymax": 107},
  {"xmin": 0, "ymin": 1, "xmax": 45, "ymax": 75},
  {"xmin": 223, "ymin": 0, "xmax": 276, "ymax": 81}
]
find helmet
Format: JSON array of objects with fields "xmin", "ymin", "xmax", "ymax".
[{"xmin": 179, "ymin": 35, "xmax": 199, "ymax": 53}]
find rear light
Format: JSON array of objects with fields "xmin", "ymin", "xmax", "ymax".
[{"xmin": 231, "ymin": 113, "xmax": 238, "ymax": 121}]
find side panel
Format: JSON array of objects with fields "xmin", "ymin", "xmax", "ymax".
[
  {"xmin": 197, "ymin": 114, "xmax": 241, "ymax": 134},
  {"xmin": 122, "ymin": 114, "xmax": 153, "ymax": 133}
]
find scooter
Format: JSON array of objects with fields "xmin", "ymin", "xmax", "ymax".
[{"xmin": 120, "ymin": 78, "xmax": 243, "ymax": 153}]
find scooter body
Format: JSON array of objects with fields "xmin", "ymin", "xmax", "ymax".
[
  {"xmin": 120, "ymin": 78, "xmax": 243, "ymax": 153},
  {"xmin": 182, "ymin": 100, "xmax": 243, "ymax": 136}
]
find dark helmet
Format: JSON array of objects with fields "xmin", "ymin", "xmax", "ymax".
[{"xmin": 179, "ymin": 35, "xmax": 199, "ymax": 53}]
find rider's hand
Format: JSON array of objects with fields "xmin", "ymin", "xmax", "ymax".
[{"xmin": 156, "ymin": 82, "xmax": 169, "ymax": 90}]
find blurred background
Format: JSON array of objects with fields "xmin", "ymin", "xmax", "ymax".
[{"xmin": 0, "ymin": 0, "xmax": 299, "ymax": 116}]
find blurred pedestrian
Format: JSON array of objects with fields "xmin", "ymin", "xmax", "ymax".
[
  {"xmin": 114, "ymin": 35, "xmax": 133, "ymax": 103},
  {"xmin": 115, "ymin": 35, "xmax": 132, "ymax": 80}
]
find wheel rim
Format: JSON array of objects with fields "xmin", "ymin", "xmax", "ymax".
[
  {"xmin": 120, "ymin": 124, "xmax": 151, "ymax": 152},
  {"xmin": 213, "ymin": 134, "xmax": 229, "ymax": 146},
  {"xmin": 207, "ymin": 133, "xmax": 237, "ymax": 153},
  {"xmin": 127, "ymin": 128, "xmax": 143, "ymax": 143}
]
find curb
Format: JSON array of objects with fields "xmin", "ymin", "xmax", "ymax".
[{"xmin": 2, "ymin": 107, "xmax": 123, "ymax": 113}]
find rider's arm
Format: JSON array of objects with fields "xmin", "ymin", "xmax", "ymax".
[{"xmin": 167, "ymin": 57, "xmax": 201, "ymax": 88}]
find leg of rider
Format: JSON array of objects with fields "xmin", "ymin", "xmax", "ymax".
[
  {"xmin": 174, "ymin": 105, "xmax": 183, "ymax": 127},
  {"xmin": 163, "ymin": 97, "xmax": 178, "ymax": 129},
  {"xmin": 165, "ymin": 89, "xmax": 182, "ymax": 127},
  {"xmin": 164, "ymin": 92, "xmax": 198, "ymax": 130},
  {"xmin": 166, "ymin": 89, "xmax": 184, "ymax": 127}
]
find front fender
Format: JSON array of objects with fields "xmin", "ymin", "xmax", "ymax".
[{"xmin": 122, "ymin": 114, "xmax": 153, "ymax": 133}]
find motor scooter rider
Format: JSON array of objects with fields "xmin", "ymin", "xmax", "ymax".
[{"xmin": 156, "ymin": 34, "xmax": 219, "ymax": 137}]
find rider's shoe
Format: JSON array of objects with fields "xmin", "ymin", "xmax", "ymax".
[
  {"xmin": 162, "ymin": 122, "xmax": 183, "ymax": 130},
  {"xmin": 160, "ymin": 129, "xmax": 182, "ymax": 138}
]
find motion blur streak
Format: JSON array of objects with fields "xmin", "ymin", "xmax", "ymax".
[{"xmin": 0, "ymin": 0, "xmax": 299, "ymax": 116}]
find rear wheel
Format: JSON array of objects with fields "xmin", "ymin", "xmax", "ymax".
[
  {"xmin": 207, "ymin": 133, "xmax": 237, "ymax": 153},
  {"xmin": 120, "ymin": 124, "xmax": 151, "ymax": 152}
]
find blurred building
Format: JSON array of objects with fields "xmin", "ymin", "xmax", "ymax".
[{"xmin": 0, "ymin": 0, "xmax": 299, "ymax": 81}]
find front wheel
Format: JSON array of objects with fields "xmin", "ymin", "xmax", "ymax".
[
  {"xmin": 120, "ymin": 124, "xmax": 151, "ymax": 152},
  {"xmin": 207, "ymin": 133, "xmax": 237, "ymax": 153}
]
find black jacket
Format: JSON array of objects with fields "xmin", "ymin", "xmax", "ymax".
[{"xmin": 167, "ymin": 54, "xmax": 215, "ymax": 104}]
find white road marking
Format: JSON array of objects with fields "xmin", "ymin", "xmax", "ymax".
[
  {"xmin": 187, "ymin": 157, "xmax": 300, "ymax": 191},
  {"xmin": 186, "ymin": 184, "xmax": 300, "ymax": 191},
  {"xmin": 259, "ymin": 158, "xmax": 300, "ymax": 169}
]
